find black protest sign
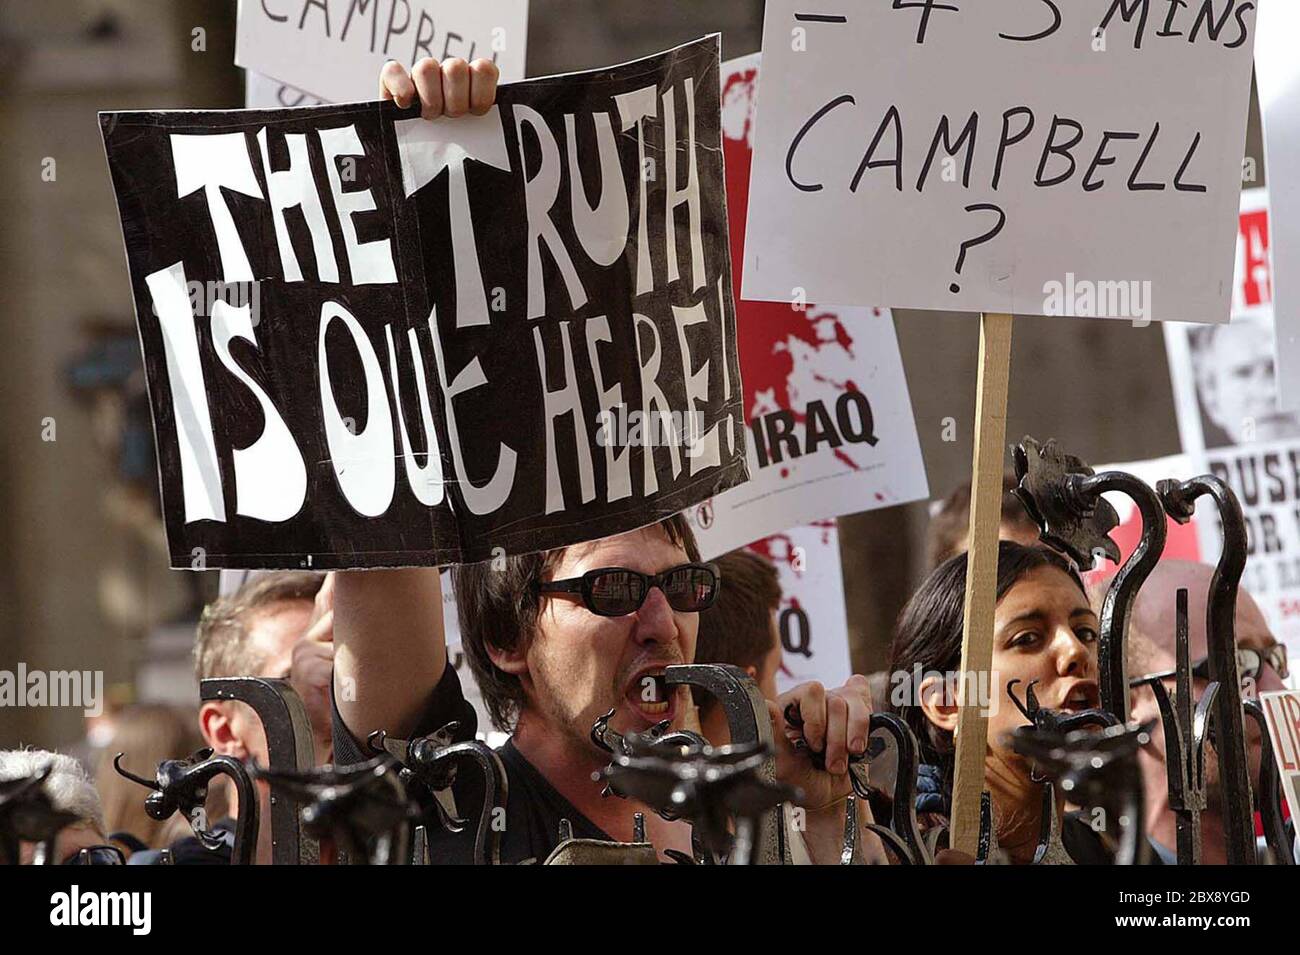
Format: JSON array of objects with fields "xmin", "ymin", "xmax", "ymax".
[{"xmin": 101, "ymin": 36, "xmax": 746, "ymax": 569}]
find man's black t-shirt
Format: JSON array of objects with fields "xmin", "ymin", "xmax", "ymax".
[{"xmin": 332, "ymin": 664, "xmax": 612, "ymax": 864}]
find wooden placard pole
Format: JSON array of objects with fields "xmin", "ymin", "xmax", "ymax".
[{"xmin": 948, "ymin": 311, "xmax": 1014, "ymax": 856}]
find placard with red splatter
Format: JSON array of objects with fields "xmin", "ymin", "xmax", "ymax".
[{"xmin": 686, "ymin": 53, "xmax": 928, "ymax": 559}]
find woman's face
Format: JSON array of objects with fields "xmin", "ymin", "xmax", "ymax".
[{"xmin": 987, "ymin": 565, "xmax": 1101, "ymax": 755}]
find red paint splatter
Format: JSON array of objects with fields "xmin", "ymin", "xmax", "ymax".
[
  {"xmin": 831, "ymin": 449, "xmax": 858, "ymax": 471},
  {"xmin": 747, "ymin": 531, "xmax": 796, "ymax": 568}
]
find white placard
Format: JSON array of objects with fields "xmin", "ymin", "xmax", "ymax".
[
  {"xmin": 244, "ymin": 70, "xmax": 325, "ymax": 109},
  {"xmin": 1254, "ymin": 1, "xmax": 1300, "ymax": 409},
  {"xmin": 743, "ymin": 0, "xmax": 1255, "ymax": 324},
  {"xmin": 440, "ymin": 574, "xmax": 506, "ymax": 743},
  {"xmin": 688, "ymin": 53, "xmax": 928, "ymax": 558},
  {"xmin": 236, "ymin": 0, "xmax": 529, "ymax": 103},
  {"xmin": 749, "ymin": 521, "xmax": 853, "ymax": 695}
]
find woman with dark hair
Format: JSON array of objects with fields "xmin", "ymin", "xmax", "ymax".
[{"xmin": 888, "ymin": 541, "xmax": 1114, "ymax": 864}]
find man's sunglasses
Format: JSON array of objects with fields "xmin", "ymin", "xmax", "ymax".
[
  {"xmin": 536, "ymin": 562, "xmax": 720, "ymax": 617},
  {"xmin": 1129, "ymin": 644, "xmax": 1289, "ymax": 688}
]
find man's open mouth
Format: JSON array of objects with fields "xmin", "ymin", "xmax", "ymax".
[{"xmin": 626, "ymin": 671, "xmax": 671, "ymax": 717}]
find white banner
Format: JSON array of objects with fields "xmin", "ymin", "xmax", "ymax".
[
  {"xmin": 743, "ymin": 0, "xmax": 1255, "ymax": 323},
  {"xmin": 236, "ymin": 0, "xmax": 529, "ymax": 102}
]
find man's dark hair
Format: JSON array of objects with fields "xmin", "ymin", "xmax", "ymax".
[
  {"xmin": 451, "ymin": 516, "xmax": 700, "ymax": 731},
  {"xmin": 694, "ymin": 549, "xmax": 781, "ymax": 711},
  {"xmin": 925, "ymin": 474, "xmax": 1038, "ymax": 569},
  {"xmin": 887, "ymin": 541, "xmax": 1086, "ymax": 804}
]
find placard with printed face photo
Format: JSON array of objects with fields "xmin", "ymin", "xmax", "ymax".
[{"xmin": 1164, "ymin": 190, "xmax": 1300, "ymax": 675}]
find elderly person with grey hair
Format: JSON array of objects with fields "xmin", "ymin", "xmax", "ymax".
[{"xmin": 0, "ymin": 748, "xmax": 120, "ymax": 864}]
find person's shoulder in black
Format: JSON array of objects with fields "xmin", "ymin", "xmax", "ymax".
[{"xmin": 331, "ymin": 663, "xmax": 610, "ymax": 864}]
